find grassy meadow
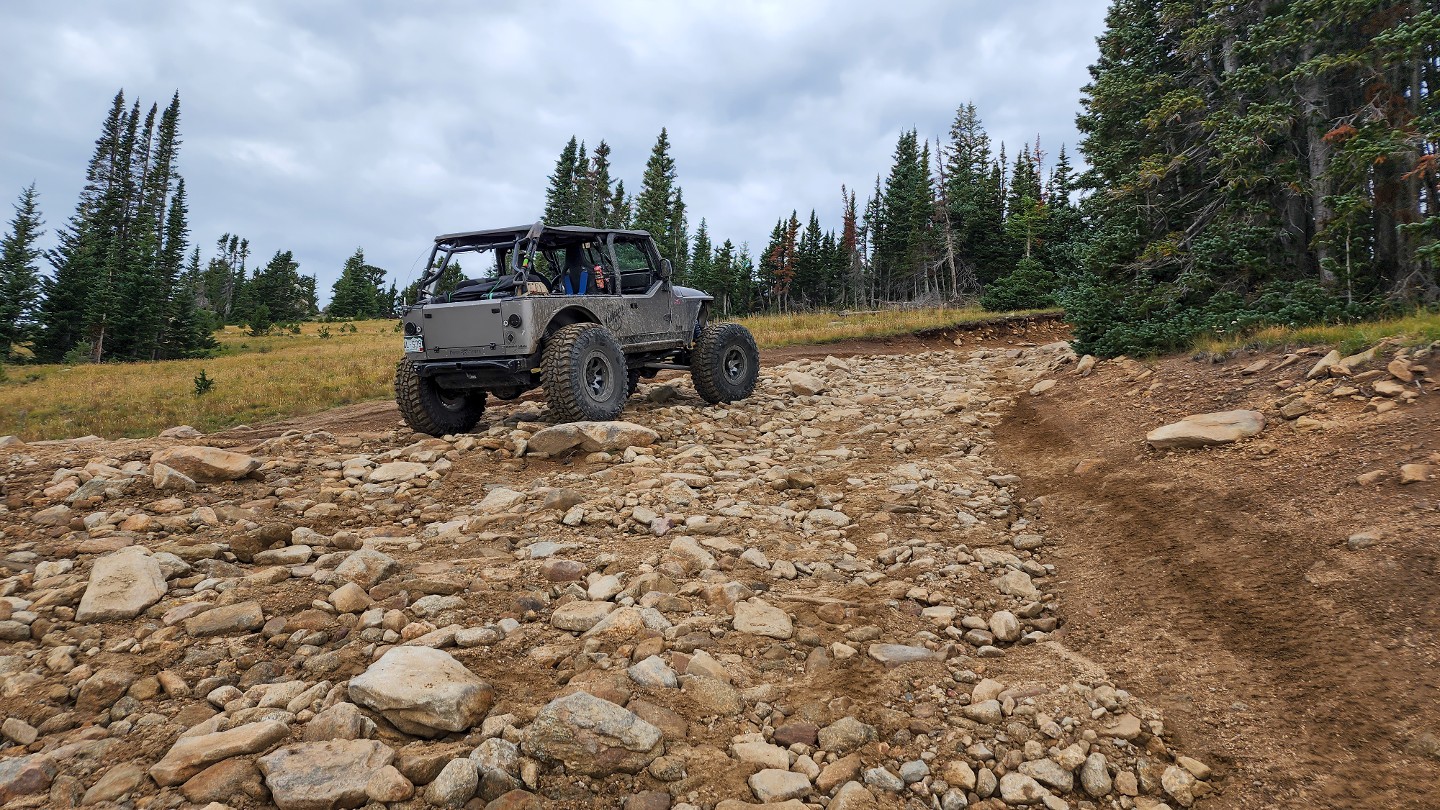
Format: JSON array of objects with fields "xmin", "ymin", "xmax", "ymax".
[
  {"xmin": 0, "ymin": 307, "xmax": 1053, "ymax": 441},
  {"xmin": 1191, "ymin": 310, "xmax": 1440, "ymax": 358}
]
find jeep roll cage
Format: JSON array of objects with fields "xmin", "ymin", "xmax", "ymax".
[{"xmin": 411, "ymin": 222, "xmax": 671, "ymax": 305}]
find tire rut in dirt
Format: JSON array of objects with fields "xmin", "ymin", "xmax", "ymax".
[{"xmin": 994, "ymin": 392, "xmax": 1440, "ymax": 809}]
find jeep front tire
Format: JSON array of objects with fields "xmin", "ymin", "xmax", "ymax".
[
  {"xmin": 691, "ymin": 322, "xmax": 759, "ymax": 404},
  {"xmin": 542, "ymin": 323, "xmax": 629, "ymax": 422},
  {"xmin": 395, "ymin": 357, "xmax": 486, "ymax": 436}
]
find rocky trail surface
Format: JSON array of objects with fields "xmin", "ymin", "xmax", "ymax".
[{"xmin": 1, "ymin": 337, "xmax": 1227, "ymax": 810}]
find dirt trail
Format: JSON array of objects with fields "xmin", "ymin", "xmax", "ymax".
[
  {"xmin": 211, "ymin": 315, "xmax": 1069, "ymax": 442},
  {"xmin": 993, "ymin": 349, "xmax": 1440, "ymax": 808}
]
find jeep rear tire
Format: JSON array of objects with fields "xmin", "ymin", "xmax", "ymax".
[
  {"xmin": 691, "ymin": 322, "xmax": 759, "ymax": 404},
  {"xmin": 395, "ymin": 357, "xmax": 486, "ymax": 436},
  {"xmin": 542, "ymin": 323, "xmax": 629, "ymax": 422}
]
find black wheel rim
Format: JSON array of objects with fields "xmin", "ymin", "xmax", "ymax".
[
  {"xmin": 435, "ymin": 387, "xmax": 469, "ymax": 412},
  {"xmin": 584, "ymin": 352, "xmax": 614, "ymax": 400},
  {"xmin": 723, "ymin": 346, "xmax": 747, "ymax": 382}
]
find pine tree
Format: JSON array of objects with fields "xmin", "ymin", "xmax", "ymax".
[
  {"xmin": 689, "ymin": 219, "xmax": 715, "ymax": 294},
  {"xmin": 940, "ymin": 103, "xmax": 1005, "ymax": 291},
  {"xmin": 162, "ymin": 246, "xmax": 216, "ymax": 357},
  {"xmin": 585, "ymin": 141, "xmax": 614, "ymax": 227},
  {"xmin": 668, "ymin": 186, "xmax": 689, "ymax": 279},
  {"xmin": 0, "ymin": 184, "xmax": 44, "ymax": 359},
  {"xmin": 794, "ymin": 210, "xmax": 825, "ymax": 307},
  {"xmin": 543, "ymin": 137, "xmax": 580, "ymax": 225},
  {"xmin": 328, "ymin": 248, "xmax": 389, "ymax": 319},
  {"xmin": 250, "ymin": 250, "xmax": 306, "ymax": 323},
  {"xmin": 610, "ymin": 180, "xmax": 631, "ymax": 228},
  {"xmin": 874, "ymin": 130, "xmax": 934, "ymax": 300},
  {"xmin": 635, "ymin": 128, "xmax": 678, "ymax": 240}
]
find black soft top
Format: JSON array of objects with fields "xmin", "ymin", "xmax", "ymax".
[{"xmin": 435, "ymin": 225, "xmax": 653, "ymax": 249}]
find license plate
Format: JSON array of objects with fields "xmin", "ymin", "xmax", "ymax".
[{"xmin": 403, "ymin": 336, "xmax": 423, "ymax": 353}]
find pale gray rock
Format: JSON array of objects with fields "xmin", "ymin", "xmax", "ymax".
[
  {"xmin": 367, "ymin": 461, "xmax": 428, "ymax": 483},
  {"xmin": 424, "ymin": 758, "xmax": 478, "ymax": 807},
  {"xmin": 867, "ymin": 643, "xmax": 945, "ymax": 665},
  {"xmin": 258, "ymin": 739, "xmax": 395, "ymax": 810},
  {"xmin": 749, "ymin": 768, "xmax": 811, "ymax": 802},
  {"xmin": 1019, "ymin": 758, "xmax": 1073, "ymax": 794},
  {"xmin": 732, "ymin": 598, "xmax": 793, "ymax": 639},
  {"xmin": 818, "ymin": 716, "xmax": 876, "ymax": 756},
  {"xmin": 627, "ymin": 655, "xmax": 678, "ymax": 689},
  {"xmin": 348, "ymin": 647, "xmax": 493, "ymax": 737},
  {"xmin": 150, "ymin": 445, "xmax": 261, "ymax": 482},
  {"xmin": 76, "ymin": 547, "xmax": 167, "ymax": 621},
  {"xmin": 521, "ymin": 692, "xmax": 663, "ymax": 776},
  {"xmin": 1080, "ymin": 753, "xmax": 1113, "ymax": 798},
  {"xmin": 989, "ymin": 610, "xmax": 1021, "ymax": 643},
  {"xmin": 150, "ymin": 720, "xmax": 290, "ymax": 786},
  {"xmin": 998, "ymin": 771, "xmax": 1048, "ymax": 804},
  {"xmin": 551, "ymin": 600, "xmax": 614, "ymax": 632},
  {"xmin": 476, "ymin": 487, "xmax": 525, "ymax": 514},
  {"xmin": 1146, "ymin": 410, "xmax": 1265, "ymax": 449},
  {"xmin": 334, "ymin": 548, "xmax": 398, "ymax": 589}
]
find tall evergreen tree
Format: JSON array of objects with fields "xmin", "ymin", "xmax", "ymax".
[
  {"xmin": 543, "ymin": 137, "xmax": 581, "ymax": 225},
  {"xmin": 585, "ymin": 140, "xmax": 614, "ymax": 227},
  {"xmin": 328, "ymin": 248, "xmax": 389, "ymax": 319},
  {"xmin": 635, "ymin": 128, "xmax": 678, "ymax": 240},
  {"xmin": 689, "ymin": 219, "xmax": 715, "ymax": 294},
  {"xmin": 0, "ymin": 184, "xmax": 44, "ymax": 359},
  {"xmin": 610, "ymin": 180, "xmax": 631, "ymax": 228}
]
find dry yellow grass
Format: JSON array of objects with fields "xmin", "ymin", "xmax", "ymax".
[
  {"xmin": 1191, "ymin": 310, "xmax": 1440, "ymax": 357},
  {"xmin": 0, "ymin": 321, "xmax": 401, "ymax": 441},
  {"xmin": 737, "ymin": 306, "xmax": 1058, "ymax": 347},
  {"xmin": 0, "ymin": 307, "xmax": 1058, "ymax": 441}
]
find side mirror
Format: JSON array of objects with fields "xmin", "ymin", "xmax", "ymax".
[{"xmin": 658, "ymin": 259, "xmax": 673, "ymax": 280}]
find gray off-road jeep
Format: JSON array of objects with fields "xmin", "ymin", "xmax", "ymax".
[{"xmin": 394, "ymin": 222, "xmax": 760, "ymax": 436}]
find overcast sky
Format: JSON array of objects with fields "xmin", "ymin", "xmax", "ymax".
[{"xmin": 0, "ymin": 1, "xmax": 1109, "ymax": 303}]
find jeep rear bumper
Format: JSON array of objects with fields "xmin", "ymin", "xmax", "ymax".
[{"xmin": 412, "ymin": 354, "xmax": 539, "ymax": 390}]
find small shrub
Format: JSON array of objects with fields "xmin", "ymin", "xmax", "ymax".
[
  {"xmin": 980, "ymin": 257, "xmax": 1060, "ymax": 312},
  {"xmin": 62, "ymin": 342, "xmax": 93, "ymax": 366},
  {"xmin": 0, "ymin": 364, "xmax": 8, "ymax": 383},
  {"xmin": 247, "ymin": 305, "xmax": 273, "ymax": 337},
  {"xmin": 193, "ymin": 369, "xmax": 215, "ymax": 397},
  {"xmin": 318, "ymin": 326, "xmax": 332, "ymax": 340}
]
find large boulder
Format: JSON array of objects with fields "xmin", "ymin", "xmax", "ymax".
[
  {"xmin": 348, "ymin": 647, "xmax": 493, "ymax": 737},
  {"xmin": 0, "ymin": 754, "xmax": 56, "ymax": 805},
  {"xmin": 1145, "ymin": 410, "xmax": 1264, "ymax": 450},
  {"xmin": 75, "ymin": 547, "xmax": 168, "ymax": 622},
  {"xmin": 150, "ymin": 445, "xmax": 262, "ymax": 482},
  {"xmin": 528, "ymin": 422, "xmax": 659, "ymax": 455},
  {"xmin": 150, "ymin": 720, "xmax": 290, "ymax": 786},
  {"xmin": 522, "ymin": 692, "xmax": 663, "ymax": 776},
  {"xmin": 731, "ymin": 598, "xmax": 793, "ymax": 639},
  {"xmin": 258, "ymin": 739, "xmax": 395, "ymax": 810}
]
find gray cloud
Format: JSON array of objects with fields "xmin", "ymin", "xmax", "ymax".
[{"xmin": 0, "ymin": 1, "xmax": 1108, "ymax": 300}]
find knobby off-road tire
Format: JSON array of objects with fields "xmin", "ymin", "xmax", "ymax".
[
  {"xmin": 542, "ymin": 323, "xmax": 629, "ymax": 422},
  {"xmin": 394, "ymin": 357, "xmax": 486, "ymax": 437},
  {"xmin": 691, "ymin": 322, "xmax": 759, "ymax": 404}
]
